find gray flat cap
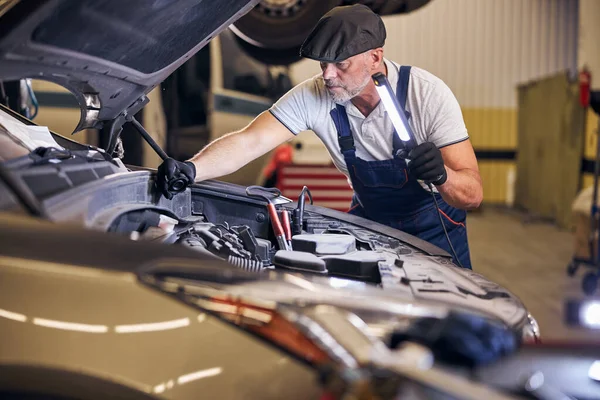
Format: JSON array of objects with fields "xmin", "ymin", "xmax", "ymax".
[{"xmin": 299, "ymin": 4, "xmax": 386, "ymax": 63}]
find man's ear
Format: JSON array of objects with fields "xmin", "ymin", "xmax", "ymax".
[{"xmin": 368, "ymin": 48, "xmax": 384, "ymax": 69}]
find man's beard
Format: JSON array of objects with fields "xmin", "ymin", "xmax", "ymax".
[{"xmin": 325, "ymin": 68, "xmax": 371, "ymax": 103}]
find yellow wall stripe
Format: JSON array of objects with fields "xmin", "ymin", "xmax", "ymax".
[
  {"xmin": 584, "ymin": 108, "xmax": 599, "ymax": 160},
  {"xmin": 582, "ymin": 173, "xmax": 595, "ymax": 190},
  {"xmin": 462, "ymin": 108, "xmax": 517, "ymax": 149},
  {"xmin": 462, "ymin": 107, "xmax": 517, "ymax": 204}
]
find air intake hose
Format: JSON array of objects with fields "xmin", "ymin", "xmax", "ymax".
[{"xmin": 227, "ymin": 255, "xmax": 264, "ymax": 272}]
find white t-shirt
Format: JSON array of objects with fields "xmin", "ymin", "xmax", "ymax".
[{"xmin": 269, "ymin": 59, "xmax": 469, "ymax": 189}]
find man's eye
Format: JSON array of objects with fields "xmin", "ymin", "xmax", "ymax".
[{"xmin": 337, "ymin": 63, "xmax": 348, "ymax": 70}]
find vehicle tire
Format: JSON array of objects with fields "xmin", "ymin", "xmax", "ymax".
[
  {"xmin": 233, "ymin": 35, "xmax": 303, "ymax": 66},
  {"xmin": 231, "ymin": 0, "xmax": 341, "ymax": 50},
  {"xmin": 582, "ymin": 272, "xmax": 599, "ymax": 296},
  {"xmin": 370, "ymin": 0, "xmax": 432, "ymax": 16}
]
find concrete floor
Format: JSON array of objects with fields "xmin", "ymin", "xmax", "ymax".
[{"xmin": 468, "ymin": 207, "xmax": 599, "ymax": 343}]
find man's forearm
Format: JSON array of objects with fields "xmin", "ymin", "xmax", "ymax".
[
  {"xmin": 184, "ymin": 111, "xmax": 296, "ymax": 182},
  {"xmin": 436, "ymin": 167, "xmax": 483, "ymax": 210},
  {"xmin": 187, "ymin": 130, "xmax": 255, "ymax": 181}
]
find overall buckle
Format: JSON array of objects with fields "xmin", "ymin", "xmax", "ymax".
[{"xmin": 338, "ymin": 135, "xmax": 355, "ymax": 152}]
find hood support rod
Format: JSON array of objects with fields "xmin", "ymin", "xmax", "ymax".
[{"xmin": 129, "ymin": 116, "xmax": 169, "ymax": 160}]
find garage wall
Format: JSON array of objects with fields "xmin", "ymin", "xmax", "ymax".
[{"xmin": 290, "ymin": 0, "xmax": 580, "ymax": 204}]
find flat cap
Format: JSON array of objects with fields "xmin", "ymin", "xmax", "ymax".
[{"xmin": 299, "ymin": 4, "xmax": 386, "ymax": 63}]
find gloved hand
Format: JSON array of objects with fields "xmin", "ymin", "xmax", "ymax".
[
  {"xmin": 156, "ymin": 158, "xmax": 196, "ymax": 199},
  {"xmin": 407, "ymin": 142, "xmax": 447, "ymax": 185}
]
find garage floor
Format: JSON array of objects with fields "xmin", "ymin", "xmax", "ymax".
[{"xmin": 468, "ymin": 207, "xmax": 599, "ymax": 343}]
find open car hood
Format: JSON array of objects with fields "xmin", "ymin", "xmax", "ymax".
[{"xmin": 0, "ymin": 0, "xmax": 261, "ymax": 132}]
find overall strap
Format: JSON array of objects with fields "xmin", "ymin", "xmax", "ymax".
[
  {"xmin": 330, "ymin": 104, "xmax": 356, "ymax": 157},
  {"xmin": 398, "ymin": 65, "xmax": 412, "ymax": 113}
]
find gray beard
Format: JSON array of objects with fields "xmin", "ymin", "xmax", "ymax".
[{"xmin": 328, "ymin": 72, "xmax": 371, "ymax": 103}]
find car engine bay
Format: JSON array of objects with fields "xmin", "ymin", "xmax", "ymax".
[{"xmin": 0, "ymin": 130, "xmax": 532, "ymax": 338}]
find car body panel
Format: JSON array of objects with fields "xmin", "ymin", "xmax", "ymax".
[{"xmin": 0, "ymin": 213, "xmax": 319, "ymax": 399}]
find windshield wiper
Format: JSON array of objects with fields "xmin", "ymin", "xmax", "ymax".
[{"xmin": 29, "ymin": 146, "xmax": 73, "ymax": 165}]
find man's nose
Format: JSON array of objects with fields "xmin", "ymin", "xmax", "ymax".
[{"xmin": 322, "ymin": 64, "xmax": 337, "ymax": 80}]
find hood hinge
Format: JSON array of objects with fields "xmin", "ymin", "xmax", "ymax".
[{"xmin": 102, "ymin": 95, "xmax": 149, "ymax": 157}]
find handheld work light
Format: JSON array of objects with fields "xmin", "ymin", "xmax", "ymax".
[{"xmin": 372, "ymin": 72, "xmax": 416, "ymax": 152}]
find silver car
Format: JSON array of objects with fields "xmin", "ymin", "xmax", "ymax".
[{"xmin": 1, "ymin": 1, "xmax": 596, "ymax": 399}]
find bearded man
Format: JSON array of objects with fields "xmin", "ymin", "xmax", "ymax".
[{"xmin": 155, "ymin": 4, "xmax": 483, "ymax": 269}]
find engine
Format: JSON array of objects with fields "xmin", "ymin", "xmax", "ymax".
[{"xmin": 108, "ymin": 205, "xmax": 412, "ymax": 284}]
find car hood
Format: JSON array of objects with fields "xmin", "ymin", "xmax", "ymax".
[{"xmin": 0, "ymin": 0, "xmax": 261, "ymax": 132}]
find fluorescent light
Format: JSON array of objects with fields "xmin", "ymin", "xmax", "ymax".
[
  {"xmin": 524, "ymin": 371, "xmax": 544, "ymax": 391},
  {"xmin": 33, "ymin": 318, "xmax": 108, "ymax": 333},
  {"xmin": 177, "ymin": 367, "xmax": 222, "ymax": 385},
  {"xmin": 0, "ymin": 308, "xmax": 27, "ymax": 322},
  {"xmin": 153, "ymin": 383, "xmax": 166, "ymax": 394},
  {"xmin": 196, "ymin": 299, "xmax": 237, "ymax": 314},
  {"xmin": 374, "ymin": 84, "xmax": 411, "ymax": 142},
  {"xmin": 114, "ymin": 317, "xmax": 190, "ymax": 333},
  {"xmin": 580, "ymin": 301, "xmax": 600, "ymax": 328},
  {"xmin": 328, "ymin": 277, "xmax": 351, "ymax": 288},
  {"xmin": 241, "ymin": 308, "xmax": 272, "ymax": 324},
  {"xmin": 284, "ymin": 274, "xmax": 316, "ymax": 291}
]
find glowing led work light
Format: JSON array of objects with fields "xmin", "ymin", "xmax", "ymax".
[{"xmin": 372, "ymin": 72, "xmax": 416, "ymax": 150}]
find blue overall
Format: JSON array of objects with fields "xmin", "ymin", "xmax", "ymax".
[{"xmin": 330, "ymin": 66, "xmax": 472, "ymax": 269}]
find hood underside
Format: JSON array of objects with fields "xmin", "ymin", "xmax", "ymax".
[{"xmin": 0, "ymin": 0, "xmax": 261, "ymax": 132}]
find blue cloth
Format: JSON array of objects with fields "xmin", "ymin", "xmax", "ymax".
[
  {"xmin": 329, "ymin": 65, "xmax": 472, "ymax": 269},
  {"xmin": 390, "ymin": 312, "xmax": 520, "ymax": 367}
]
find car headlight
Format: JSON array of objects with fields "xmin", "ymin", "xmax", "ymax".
[
  {"xmin": 521, "ymin": 313, "xmax": 541, "ymax": 343},
  {"xmin": 143, "ymin": 262, "xmax": 524, "ymax": 399}
]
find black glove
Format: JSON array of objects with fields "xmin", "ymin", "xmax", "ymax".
[
  {"xmin": 407, "ymin": 142, "xmax": 447, "ymax": 185},
  {"xmin": 156, "ymin": 158, "xmax": 196, "ymax": 199}
]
